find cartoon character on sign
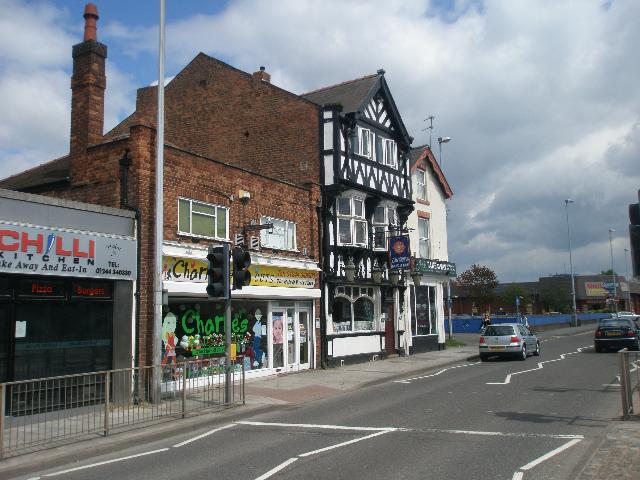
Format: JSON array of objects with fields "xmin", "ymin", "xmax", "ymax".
[{"xmin": 161, "ymin": 312, "xmax": 178, "ymax": 366}]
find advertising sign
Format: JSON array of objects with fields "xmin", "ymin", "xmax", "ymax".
[
  {"xmin": 585, "ymin": 281, "xmax": 619, "ymax": 297},
  {"xmin": 163, "ymin": 256, "xmax": 316, "ymax": 288},
  {"xmin": 389, "ymin": 236, "xmax": 411, "ymax": 270},
  {"xmin": 0, "ymin": 222, "xmax": 136, "ymax": 280}
]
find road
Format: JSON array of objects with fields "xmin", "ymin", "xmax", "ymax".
[{"xmin": 12, "ymin": 330, "xmax": 623, "ymax": 480}]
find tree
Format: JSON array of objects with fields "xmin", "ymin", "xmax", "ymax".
[
  {"xmin": 539, "ymin": 282, "xmax": 570, "ymax": 313},
  {"xmin": 499, "ymin": 284, "xmax": 530, "ymax": 309},
  {"xmin": 456, "ymin": 264, "xmax": 499, "ymax": 314},
  {"xmin": 600, "ymin": 269, "xmax": 617, "ymax": 276}
]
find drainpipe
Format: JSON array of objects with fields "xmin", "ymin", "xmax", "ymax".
[
  {"xmin": 317, "ymin": 193, "xmax": 328, "ymax": 369},
  {"xmin": 119, "ymin": 150, "xmax": 142, "ymax": 379}
]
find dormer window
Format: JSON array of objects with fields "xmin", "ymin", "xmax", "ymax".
[
  {"xmin": 337, "ymin": 196, "xmax": 367, "ymax": 246},
  {"xmin": 383, "ymin": 139, "xmax": 397, "ymax": 167},
  {"xmin": 359, "ymin": 127, "xmax": 374, "ymax": 158}
]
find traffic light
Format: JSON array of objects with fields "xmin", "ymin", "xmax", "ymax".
[
  {"xmin": 206, "ymin": 244, "xmax": 230, "ymax": 299},
  {"xmin": 232, "ymin": 247, "xmax": 251, "ymax": 290}
]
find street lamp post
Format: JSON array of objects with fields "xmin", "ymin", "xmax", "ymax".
[
  {"xmin": 609, "ymin": 228, "xmax": 618, "ymax": 315},
  {"xmin": 564, "ymin": 199, "xmax": 578, "ymax": 327},
  {"xmin": 437, "ymin": 136, "xmax": 451, "ymax": 170},
  {"xmin": 624, "ymin": 248, "xmax": 632, "ymax": 311}
]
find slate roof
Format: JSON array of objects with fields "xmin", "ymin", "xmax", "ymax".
[
  {"xmin": 0, "ymin": 156, "xmax": 69, "ymax": 191},
  {"xmin": 409, "ymin": 145, "xmax": 453, "ymax": 198},
  {"xmin": 301, "ymin": 74, "xmax": 380, "ymax": 113}
]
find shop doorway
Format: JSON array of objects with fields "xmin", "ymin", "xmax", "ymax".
[
  {"xmin": 385, "ymin": 300, "xmax": 396, "ymax": 355},
  {"xmin": 271, "ymin": 306, "xmax": 312, "ymax": 370}
]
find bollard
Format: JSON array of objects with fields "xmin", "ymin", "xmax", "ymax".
[{"xmin": 619, "ymin": 349, "xmax": 631, "ymax": 418}]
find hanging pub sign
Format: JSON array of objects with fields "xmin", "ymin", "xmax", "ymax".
[
  {"xmin": 413, "ymin": 258, "xmax": 457, "ymax": 277},
  {"xmin": 0, "ymin": 222, "xmax": 136, "ymax": 281},
  {"xmin": 389, "ymin": 235, "xmax": 411, "ymax": 270}
]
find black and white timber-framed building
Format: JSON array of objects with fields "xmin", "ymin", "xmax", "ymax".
[{"xmin": 303, "ymin": 70, "xmax": 415, "ymax": 367}]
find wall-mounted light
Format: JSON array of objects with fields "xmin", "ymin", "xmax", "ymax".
[
  {"xmin": 389, "ymin": 270, "xmax": 400, "ymax": 286},
  {"xmin": 372, "ymin": 262, "xmax": 382, "ymax": 284},
  {"xmin": 344, "ymin": 257, "xmax": 356, "ymax": 283},
  {"xmin": 411, "ymin": 272, "xmax": 421, "ymax": 286}
]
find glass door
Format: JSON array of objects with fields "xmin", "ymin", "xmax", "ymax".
[
  {"xmin": 286, "ymin": 308, "xmax": 296, "ymax": 369},
  {"xmin": 298, "ymin": 308, "xmax": 310, "ymax": 366},
  {"xmin": 271, "ymin": 310, "xmax": 285, "ymax": 369}
]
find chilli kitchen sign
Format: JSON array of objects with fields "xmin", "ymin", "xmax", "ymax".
[{"xmin": 0, "ymin": 222, "xmax": 136, "ymax": 280}]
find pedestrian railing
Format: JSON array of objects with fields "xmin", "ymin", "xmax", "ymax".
[
  {"xmin": 0, "ymin": 356, "xmax": 245, "ymax": 458},
  {"xmin": 618, "ymin": 349, "xmax": 640, "ymax": 419}
]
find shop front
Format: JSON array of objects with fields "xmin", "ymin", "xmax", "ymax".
[
  {"xmin": 161, "ymin": 243, "xmax": 320, "ymax": 379},
  {"xmin": 0, "ymin": 190, "xmax": 137, "ymax": 384},
  {"xmin": 408, "ymin": 258, "xmax": 456, "ymax": 353}
]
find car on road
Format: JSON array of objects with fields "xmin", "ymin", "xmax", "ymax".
[
  {"xmin": 594, "ymin": 317, "xmax": 640, "ymax": 352},
  {"xmin": 479, "ymin": 323, "xmax": 540, "ymax": 361}
]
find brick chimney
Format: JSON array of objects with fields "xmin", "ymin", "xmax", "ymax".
[
  {"xmin": 70, "ymin": 3, "xmax": 107, "ymax": 161},
  {"xmin": 252, "ymin": 66, "xmax": 271, "ymax": 83}
]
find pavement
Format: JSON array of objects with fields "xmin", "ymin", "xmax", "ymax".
[{"xmin": 1, "ymin": 324, "xmax": 639, "ymax": 479}]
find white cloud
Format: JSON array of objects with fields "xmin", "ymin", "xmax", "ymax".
[{"xmin": 1, "ymin": 0, "xmax": 639, "ymax": 282}]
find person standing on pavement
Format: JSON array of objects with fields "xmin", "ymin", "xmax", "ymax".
[{"xmin": 481, "ymin": 313, "xmax": 491, "ymax": 332}]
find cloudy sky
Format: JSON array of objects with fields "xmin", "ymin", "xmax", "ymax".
[{"xmin": 1, "ymin": 0, "xmax": 638, "ymax": 282}]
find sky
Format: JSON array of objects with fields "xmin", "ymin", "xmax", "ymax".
[{"xmin": 0, "ymin": 0, "xmax": 639, "ymax": 283}]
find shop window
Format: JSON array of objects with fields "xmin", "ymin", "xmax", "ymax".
[
  {"xmin": 410, "ymin": 285, "xmax": 437, "ymax": 336},
  {"xmin": 260, "ymin": 216, "xmax": 297, "ymax": 251},
  {"xmin": 164, "ymin": 300, "xmax": 270, "ymax": 375},
  {"xmin": 332, "ymin": 286, "xmax": 375, "ymax": 332},
  {"xmin": 178, "ymin": 197, "xmax": 228, "ymax": 241}
]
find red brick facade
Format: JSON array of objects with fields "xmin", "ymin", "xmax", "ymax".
[{"xmin": 6, "ymin": 10, "xmax": 322, "ymax": 369}]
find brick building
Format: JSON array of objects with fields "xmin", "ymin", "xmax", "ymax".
[{"xmin": 0, "ymin": 4, "xmax": 321, "ymax": 380}]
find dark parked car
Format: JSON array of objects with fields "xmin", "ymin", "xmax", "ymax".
[
  {"xmin": 594, "ymin": 318, "xmax": 640, "ymax": 352},
  {"xmin": 479, "ymin": 323, "xmax": 540, "ymax": 361}
]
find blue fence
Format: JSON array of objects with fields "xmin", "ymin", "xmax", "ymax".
[{"xmin": 451, "ymin": 313, "xmax": 609, "ymax": 333}]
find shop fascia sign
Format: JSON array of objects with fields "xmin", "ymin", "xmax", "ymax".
[
  {"xmin": 413, "ymin": 257, "xmax": 457, "ymax": 277},
  {"xmin": 0, "ymin": 222, "xmax": 136, "ymax": 280},
  {"xmin": 585, "ymin": 281, "xmax": 619, "ymax": 297},
  {"xmin": 163, "ymin": 256, "xmax": 316, "ymax": 288}
]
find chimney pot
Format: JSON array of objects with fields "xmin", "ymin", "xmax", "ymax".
[
  {"xmin": 377, "ymin": 68, "xmax": 386, "ymax": 75},
  {"xmin": 83, "ymin": 3, "xmax": 99, "ymax": 42},
  {"xmin": 253, "ymin": 66, "xmax": 271, "ymax": 83}
]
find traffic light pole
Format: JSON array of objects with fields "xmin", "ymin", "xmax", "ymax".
[{"xmin": 224, "ymin": 296, "xmax": 232, "ymax": 404}]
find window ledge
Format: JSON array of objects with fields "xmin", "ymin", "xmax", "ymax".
[{"xmin": 416, "ymin": 198, "xmax": 430, "ymax": 205}]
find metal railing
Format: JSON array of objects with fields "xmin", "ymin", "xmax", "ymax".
[
  {"xmin": 1, "ymin": 356, "xmax": 245, "ymax": 458},
  {"xmin": 619, "ymin": 349, "xmax": 640, "ymax": 419}
]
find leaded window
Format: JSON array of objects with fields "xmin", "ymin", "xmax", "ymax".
[{"xmin": 333, "ymin": 286, "xmax": 375, "ymax": 332}]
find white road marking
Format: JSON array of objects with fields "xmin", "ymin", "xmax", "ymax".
[
  {"xmin": 173, "ymin": 423, "xmax": 236, "ymax": 447},
  {"xmin": 298, "ymin": 430, "xmax": 390, "ymax": 457},
  {"xmin": 487, "ymin": 346, "xmax": 591, "ymax": 385},
  {"xmin": 394, "ymin": 362, "xmax": 480, "ymax": 384},
  {"xmin": 417, "ymin": 428, "xmax": 583, "ymax": 440},
  {"xmin": 520, "ymin": 438, "xmax": 582, "ymax": 470},
  {"xmin": 254, "ymin": 457, "xmax": 299, "ymax": 480},
  {"xmin": 43, "ymin": 448, "xmax": 169, "ymax": 476},
  {"xmin": 237, "ymin": 420, "xmax": 401, "ymax": 432},
  {"xmin": 512, "ymin": 472, "xmax": 524, "ymax": 480}
]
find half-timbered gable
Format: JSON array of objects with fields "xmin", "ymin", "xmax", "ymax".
[{"xmin": 303, "ymin": 70, "xmax": 415, "ymax": 366}]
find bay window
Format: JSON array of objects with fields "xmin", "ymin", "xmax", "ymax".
[
  {"xmin": 337, "ymin": 197, "xmax": 367, "ymax": 246},
  {"xmin": 332, "ymin": 286, "xmax": 375, "ymax": 332},
  {"xmin": 373, "ymin": 205, "xmax": 396, "ymax": 250}
]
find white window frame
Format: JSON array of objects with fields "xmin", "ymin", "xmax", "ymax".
[
  {"xmin": 260, "ymin": 216, "xmax": 297, "ymax": 251},
  {"xmin": 177, "ymin": 197, "xmax": 228, "ymax": 240},
  {"xmin": 383, "ymin": 138, "xmax": 397, "ymax": 168},
  {"xmin": 418, "ymin": 217, "xmax": 430, "ymax": 259},
  {"xmin": 372, "ymin": 205, "xmax": 396, "ymax": 251},
  {"xmin": 359, "ymin": 127, "xmax": 374, "ymax": 159},
  {"xmin": 415, "ymin": 169, "xmax": 427, "ymax": 201},
  {"xmin": 333, "ymin": 286, "xmax": 376, "ymax": 332},
  {"xmin": 336, "ymin": 196, "xmax": 367, "ymax": 247}
]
